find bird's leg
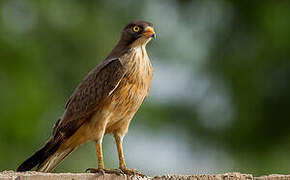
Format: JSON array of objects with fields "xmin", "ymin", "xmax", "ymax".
[
  {"xmin": 86, "ymin": 142, "xmax": 123, "ymax": 175},
  {"xmin": 86, "ymin": 142, "xmax": 105, "ymax": 174},
  {"xmin": 114, "ymin": 133, "xmax": 146, "ymax": 177},
  {"xmin": 114, "ymin": 134, "xmax": 126, "ymax": 169},
  {"xmin": 97, "ymin": 143, "xmax": 105, "ymax": 169}
]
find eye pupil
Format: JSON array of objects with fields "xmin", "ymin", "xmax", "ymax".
[{"xmin": 133, "ymin": 26, "xmax": 140, "ymax": 32}]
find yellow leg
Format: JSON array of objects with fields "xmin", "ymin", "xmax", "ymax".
[
  {"xmin": 114, "ymin": 134, "xmax": 145, "ymax": 177},
  {"xmin": 114, "ymin": 134, "xmax": 126, "ymax": 169},
  {"xmin": 87, "ymin": 141, "xmax": 127, "ymax": 175},
  {"xmin": 96, "ymin": 143, "xmax": 105, "ymax": 169},
  {"xmin": 86, "ymin": 142, "xmax": 107, "ymax": 173}
]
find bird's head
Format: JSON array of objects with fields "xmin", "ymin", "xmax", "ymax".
[{"xmin": 121, "ymin": 20, "xmax": 155, "ymax": 47}]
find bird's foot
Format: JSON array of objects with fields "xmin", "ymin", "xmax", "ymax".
[
  {"xmin": 86, "ymin": 168, "xmax": 123, "ymax": 176},
  {"xmin": 86, "ymin": 167, "xmax": 146, "ymax": 177},
  {"xmin": 120, "ymin": 167, "xmax": 146, "ymax": 177}
]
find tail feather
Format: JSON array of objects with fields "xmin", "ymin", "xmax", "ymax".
[
  {"xmin": 17, "ymin": 116, "xmax": 86, "ymax": 172},
  {"xmin": 37, "ymin": 148, "xmax": 74, "ymax": 172},
  {"xmin": 16, "ymin": 144, "xmax": 48, "ymax": 172},
  {"xmin": 17, "ymin": 136, "xmax": 63, "ymax": 172}
]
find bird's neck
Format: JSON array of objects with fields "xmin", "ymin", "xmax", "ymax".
[
  {"xmin": 106, "ymin": 37, "xmax": 150, "ymax": 60},
  {"xmin": 105, "ymin": 40, "xmax": 130, "ymax": 60}
]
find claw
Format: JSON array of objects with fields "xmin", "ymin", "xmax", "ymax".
[
  {"xmin": 86, "ymin": 168, "xmax": 105, "ymax": 175},
  {"xmin": 86, "ymin": 167, "xmax": 146, "ymax": 177},
  {"xmin": 120, "ymin": 168, "xmax": 146, "ymax": 177},
  {"xmin": 114, "ymin": 169, "xmax": 125, "ymax": 176},
  {"xmin": 86, "ymin": 168, "xmax": 125, "ymax": 176},
  {"xmin": 85, "ymin": 168, "xmax": 94, "ymax": 173}
]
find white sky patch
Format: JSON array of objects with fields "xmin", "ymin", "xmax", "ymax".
[
  {"xmin": 196, "ymin": 80, "xmax": 234, "ymax": 130},
  {"xmin": 149, "ymin": 61, "xmax": 234, "ymax": 130},
  {"xmin": 150, "ymin": 61, "xmax": 194, "ymax": 104}
]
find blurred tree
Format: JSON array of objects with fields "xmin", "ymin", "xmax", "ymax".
[{"xmin": 0, "ymin": 0, "xmax": 290, "ymax": 176}]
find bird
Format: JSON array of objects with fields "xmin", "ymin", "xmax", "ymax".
[{"xmin": 17, "ymin": 20, "xmax": 155, "ymax": 177}]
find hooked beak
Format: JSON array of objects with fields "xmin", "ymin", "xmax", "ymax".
[{"xmin": 142, "ymin": 26, "xmax": 156, "ymax": 39}]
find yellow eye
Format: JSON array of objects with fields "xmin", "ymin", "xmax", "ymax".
[{"xmin": 132, "ymin": 25, "xmax": 140, "ymax": 32}]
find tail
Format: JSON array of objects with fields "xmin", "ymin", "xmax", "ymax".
[
  {"xmin": 17, "ymin": 136, "xmax": 74, "ymax": 172},
  {"xmin": 37, "ymin": 147, "xmax": 74, "ymax": 172}
]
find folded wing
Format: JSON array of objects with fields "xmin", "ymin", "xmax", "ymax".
[{"xmin": 55, "ymin": 58, "xmax": 125, "ymax": 139}]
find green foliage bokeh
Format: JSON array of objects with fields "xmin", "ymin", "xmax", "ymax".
[{"xmin": 0, "ymin": 0, "xmax": 290, "ymax": 176}]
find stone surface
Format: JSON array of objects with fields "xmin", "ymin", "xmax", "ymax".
[{"xmin": 1, "ymin": 171, "xmax": 290, "ymax": 180}]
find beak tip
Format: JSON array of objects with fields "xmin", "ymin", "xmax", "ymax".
[{"xmin": 151, "ymin": 34, "xmax": 156, "ymax": 40}]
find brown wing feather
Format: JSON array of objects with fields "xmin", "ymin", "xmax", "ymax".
[{"xmin": 55, "ymin": 58, "xmax": 125, "ymax": 138}]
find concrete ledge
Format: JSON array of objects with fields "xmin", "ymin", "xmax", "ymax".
[{"xmin": 1, "ymin": 171, "xmax": 290, "ymax": 180}]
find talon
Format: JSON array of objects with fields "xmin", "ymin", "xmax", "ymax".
[
  {"xmin": 86, "ymin": 168, "xmax": 96, "ymax": 173},
  {"xmin": 99, "ymin": 169, "xmax": 105, "ymax": 175},
  {"xmin": 120, "ymin": 167, "xmax": 146, "ymax": 177},
  {"xmin": 113, "ymin": 168, "xmax": 124, "ymax": 176},
  {"xmin": 86, "ymin": 168, "xmax": 127, "ymax": 176},
  {"xmin": 85, "ymin": 168, "xmax": 105, "ymax": 175}
]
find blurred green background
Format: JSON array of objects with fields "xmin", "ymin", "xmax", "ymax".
[{"xmin": 1, "ymin": 0, "xmax": 290, "ymax": 177}]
